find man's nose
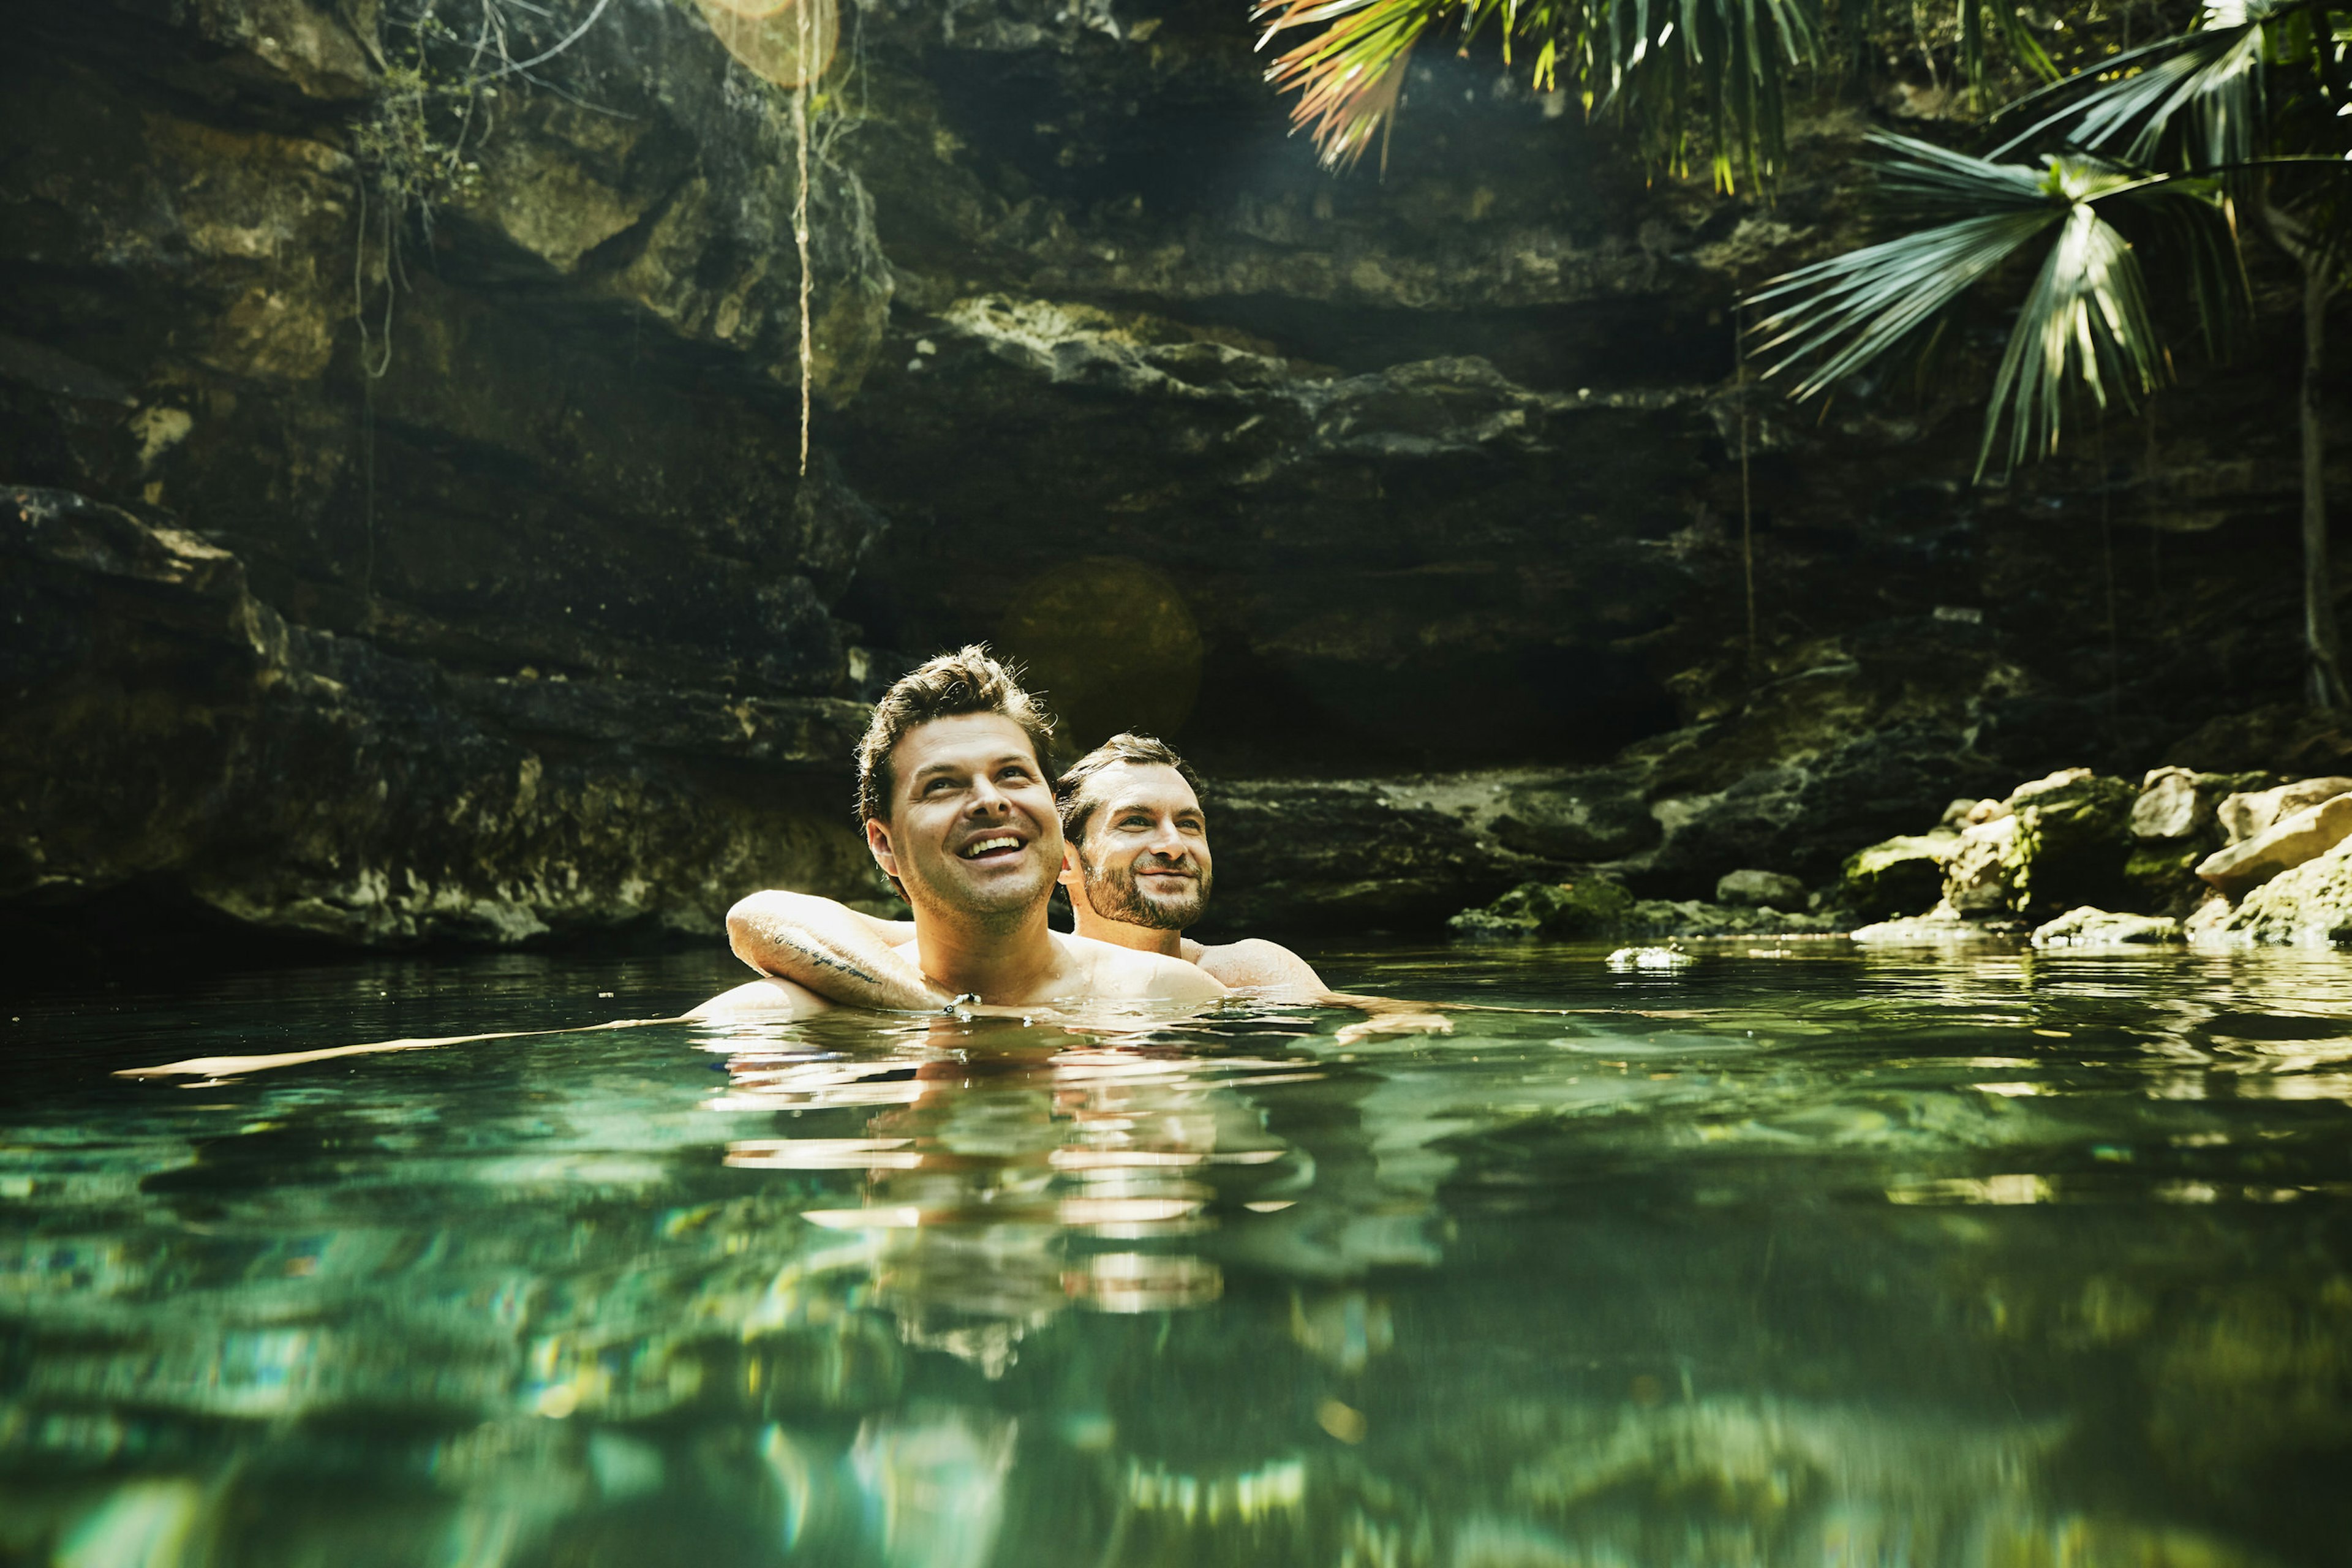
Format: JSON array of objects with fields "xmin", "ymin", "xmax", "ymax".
[
  {"xmin": 1145, "ymin": 818, "xmax": 1186, "ymax": 855},
  {"xmin": 967, "ymin": 776, "xmax": 1014, "ymax": 815}
]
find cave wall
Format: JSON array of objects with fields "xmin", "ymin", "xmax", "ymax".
[{"xmin": 1, "ymin": 0, "xmax": 2341, "ymax": 951}]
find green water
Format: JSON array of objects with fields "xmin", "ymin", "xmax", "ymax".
[{"xmin": 6, "ymin": 940, "xmax": 2352, "ymax": 1567}]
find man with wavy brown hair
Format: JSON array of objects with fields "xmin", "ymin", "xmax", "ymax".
[
  {"xmin": 695, "ymin": 647, "xmax": 1222, "ymax": 1020},
  {"xmin": 719, "ymin": 715, "xmax": 1448, "ymax": 1038}
]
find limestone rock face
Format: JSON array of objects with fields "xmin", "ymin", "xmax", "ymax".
[
  {"xmin": 2, "ymin": 0, "xmax": 2343, "ymax": 948},
  {"xmin": 2, "ymin": 486, "xmax": 880, "ymax": 951}
]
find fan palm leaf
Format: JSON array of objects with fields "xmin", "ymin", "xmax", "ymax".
[
  {"xmin": 1988, "ymin": 11, "xmax": 2269, "ymax": 168},
  {"xmin": 1255, "ymin": 0, "xmax": 2058, "ymax": 181},
  {"xmin": 1748, "ymin": 132, "xmax": 2248, "ymax": 477}
]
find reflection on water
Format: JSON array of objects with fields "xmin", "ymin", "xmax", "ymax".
[{"xmin": 7, "ymin": 941, "xmax": 2352, "ymax": 1565}]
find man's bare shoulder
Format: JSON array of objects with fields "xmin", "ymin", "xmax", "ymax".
[
  {"xmin": 1057, "ymin": 933, "xmax": 1228, "ymax": 1002},
  {"xmin": 1193, "ymin": 938, "xmax": 1325, "ymax": 997}
]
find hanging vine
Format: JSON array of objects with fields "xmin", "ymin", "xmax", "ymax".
[{"xmin": 690, "ymin": 0, "xmax": 839, "ymax": 474}]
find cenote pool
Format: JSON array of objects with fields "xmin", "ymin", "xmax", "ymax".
[{"xmin": 7, "ymin": 940, "xmax": 2352, "ymax": 1567}]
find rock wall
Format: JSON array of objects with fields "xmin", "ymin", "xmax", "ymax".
[{"xmin": 4, "ymin": 0, "xmax": 2346, "ymax": 952}]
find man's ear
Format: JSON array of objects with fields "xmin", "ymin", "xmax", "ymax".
[
  {"xmin": 866, "ymin": 818, "xmax": 900, "ymax": 881},
  {"xmin": 1057, "ymin": 843, "xmax": 1079, "ymax": 887}
]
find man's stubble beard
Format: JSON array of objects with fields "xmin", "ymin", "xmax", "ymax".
[
  {"xmin": 1080, "ymin": 849, "xmax": 1212, "ymax": 932},
  {"xmin": 902, "ymin": 845, "xmax": 1058, "ymax": 931}
]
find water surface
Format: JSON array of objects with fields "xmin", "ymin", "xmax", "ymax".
[{"xmin": 7, "ymin": 940, "xmax": 2352, "ymax": 1566}]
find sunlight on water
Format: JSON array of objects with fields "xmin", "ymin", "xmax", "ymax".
[{"xmin": 6, "ymin": 940, "xmax": 2352, "ymax": 1565}]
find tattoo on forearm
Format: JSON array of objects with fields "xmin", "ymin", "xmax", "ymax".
[{"xmin": 777, "ymin": 935, "xmax": 883, "ymax": 990}]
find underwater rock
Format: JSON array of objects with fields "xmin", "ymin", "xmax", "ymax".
[
  {"xmin": 1714, "ymin": 869, "xmax": 1806, "ymax": 910},
  {"xmin": 1840, "ymin": 832, "xmax": 1958, "ymax": 919},
  {"xmin": 1605, "ymin": 945, "xmax": 1695, "ymax": 970},
  {"xmin": 1850, "ymin": 908, "xmax": 2010, "ymax": 944},
  {"xmin": 2196, "ymin": 793, "xmax": 2352, "ymax": 897},
  {"xmin": 2029, "ymin": 908, "xmax": 2182, "ymax": 948}
]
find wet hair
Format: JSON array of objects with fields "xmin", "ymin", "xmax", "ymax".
[
  {"xmin": 1055, "ymin": 731, "xmax": 1205, "ymax": 845},
  {"xmin": 854, "ymin": 644, "xmax": 1057, "ymax": 827}
]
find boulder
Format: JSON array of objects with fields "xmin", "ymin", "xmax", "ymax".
[
  {"xmin": 2029, "ymin": 908, "xmax": 2182, "ymax": 948},
  {"xmin": 2209, "ymin": 835, "xmax": 2352, "ymax": 946},
  {"xmin": 1715, "ymin": 869, "xmax": 1808, "ymax": 910},
  {"xmin": 1943, "ymin": 815, "xmax": 2021, "ymax": 916},
  {"xmin": 2216, "ymin": 778, "xmax": 2352, "ymax": 846},
  {"xmin": 1994, "ymin": 769, "xmax": 2139, "ymax": 916},
  {"xmin": 2125, "ymin": 767, "xmax": 2268, "ymax": 912},
  {"xmin": 1448, "ymin": 878, "xmax": 1636, "ymax": 940},
  {"xmin": 2130, "ymin": 767, "xmax": 2255, "ymax": 842},
  {"xmin": 1840, "ymin": 832, "xmax": 1959, "ymax": 919},
  {"xmin": 2195, "ymin": 793, "xmax": 2352, "ymax": 897},
  {"xmin": 2123, "ymin": 842, "xmax": 2211, "ymax": 916}
]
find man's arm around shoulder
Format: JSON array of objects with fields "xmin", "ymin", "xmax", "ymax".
[
  {"xmin": 726, "ymin": 889, "xmax": 938, "ymax": 1011},
  {"xmin": 1194, "ymin": 938, "xmax": 1326, "ymax": 999},
  {"xmin": 688, "ymin": 976, "xmax": 834, "ymax": 1022}
]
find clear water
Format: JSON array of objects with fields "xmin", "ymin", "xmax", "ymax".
[{"xmin": 7, "ymin": 940, "xmax": 2352, "ymax": 1567}]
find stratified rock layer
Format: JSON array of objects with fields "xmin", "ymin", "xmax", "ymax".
[
  {"xmin": 4, "ymin": 0, "xmax": 2350, "ymax": 948},
  {"xmin": 3, "ymin": 486, "xmax": 880, "ymax": 949}
]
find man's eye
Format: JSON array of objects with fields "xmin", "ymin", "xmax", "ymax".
[
  {"xmin": 1121, "ymin": 816, "xmax": 1151, "ymax": 829},
  {"xmin": 924, "ymin": 778, "xmax": 956, "ymax": 794}
]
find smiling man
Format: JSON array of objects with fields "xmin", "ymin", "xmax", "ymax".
[
  {"xmin": 693, "ymin": 649, "xmax": 1223, "ymax": 1020},
  {"xmin": 719, "ymin": 726, "xmax": 1450, "ymax": 1039}
]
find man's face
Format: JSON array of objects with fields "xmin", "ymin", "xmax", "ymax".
[
  {"xmin": 870, "ymin": 712, "xmax": 1063, "ymax": 924},
  {"xmin": 1063, "ymin": 762, "xmax": 1213, "ymax": 932}
]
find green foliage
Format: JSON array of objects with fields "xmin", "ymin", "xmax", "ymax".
[
  {"xmin": 353, "ymin": 10, "xmax": 493, "ymax": 220},
  {"xmin": 1749, "ymin": 133, "xmax": 2247, "ymax": 475},
  {"xmin": 1749, "ymin": 0, "xmax": 2344, "ymax": 472},
  {"xmin": 1253, "ymin": 0, "xmax": 2064, "ymax": 187}
]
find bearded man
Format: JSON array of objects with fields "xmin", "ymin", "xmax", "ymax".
[
  {"xmin": 722, "ymin": 729, "xmax": 1450, "ymax": 1038},
  {"xmin": 695, "ymin": 649, "xmax": 1223, "ymax": 1020}
]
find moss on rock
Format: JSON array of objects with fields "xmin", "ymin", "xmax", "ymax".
[
  {"xmin": 1449, "ymin": 877, "xmax": 1636, "ymax": 938},
  {"xmin": 1840, "ymin": 832, "xmax": 1957, "ymax": 920}
]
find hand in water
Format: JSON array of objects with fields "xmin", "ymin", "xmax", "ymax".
[{"xmin": 1333, "ymin": 1010, "xmax": 1453, "ymax": 1046}]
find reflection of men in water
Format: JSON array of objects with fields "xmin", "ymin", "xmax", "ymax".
[
  {"xmin": 727, "ymin": 732, "xmax": 1447, "ymax": 1036},
  {"xmin": 694, "ymin": 648, "xmax": 1222, "ymax": 1020}
]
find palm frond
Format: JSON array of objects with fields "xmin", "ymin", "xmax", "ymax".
[
  {"xmin": 1255, "ymin": 0, "xmax": 1447, "ymax": 169},
  {"xmin": 1980, "ymin": 197, "xmax": 2160, "ymax": 473},
  {"xmin": 1254, "ymin": 0, "xmax": 1826, "ymax": 187},
  {"xmin": 1747, "ymin": 134, "xmax": 2250, "ymax": 478},
  {"xmin": 1988, "ymin": 13, "xmax": 2267, "ymax": 167}
]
